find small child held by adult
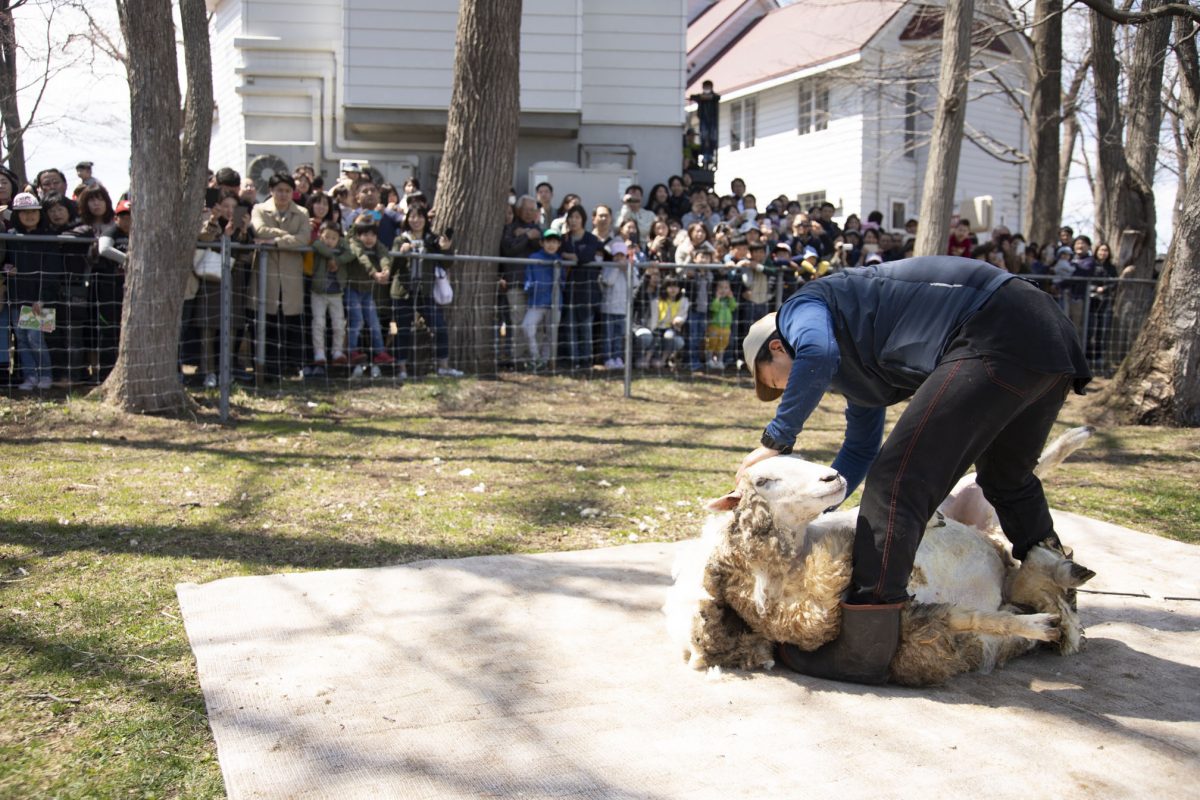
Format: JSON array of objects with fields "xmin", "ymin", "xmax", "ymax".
[
  {"xmin": 345, "ymin": 218, "xmax": 394, "ymax": 367},
  {"xmin": 706, "ymin": 274, "xmax": 737, "ymax": 370},
  {"xmin": 599, "ymin": 239, "xmax": 633, "ymax": 370},
  {"xmin": 309, "ymin": 221, "xmax": 355, "ymax": 371},
  {"xmin": 522, "ymin": 228, "xmax": 562, "ymax": 370}
]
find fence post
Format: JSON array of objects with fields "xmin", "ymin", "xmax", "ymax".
[
  {"xmin": 624, "ymin": 257, "xmax": 633, "ymax": 399},
  {"xmin": 550, "ymin": 261, "xmax": 562, "ymax": 370},
  {"xmin": 218, "ymin": 236, "xmax": 232, "ymax": 423},
  {"xmin": 1079, "ymin": 277, "xmax": 1091, "ymax": 365},
  {"xmin": 255, "ymin": 246, "xmax": 268, "ymax": 387}
]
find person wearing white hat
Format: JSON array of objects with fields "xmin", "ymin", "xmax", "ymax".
[
  {"xmin": 599, "ymin": 239, "xmax": 633, "ymax": 370},
  {"xmin": 737, "ymin": 256, "xmax": 1091, "ymax": 685}
]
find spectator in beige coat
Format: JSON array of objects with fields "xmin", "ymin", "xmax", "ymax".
[{"xmin": 252, "ymin": 173, "xmax": 309, "ymax": 378}]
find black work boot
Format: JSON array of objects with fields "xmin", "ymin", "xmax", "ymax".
[{"xmin": 776, "ymin": 602, "xmax": 903, "ymax": 685}]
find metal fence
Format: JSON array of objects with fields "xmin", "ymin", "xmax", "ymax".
[{"xmin": 0, "ymin": 232, "xmax": 1158, "ymax": 422}]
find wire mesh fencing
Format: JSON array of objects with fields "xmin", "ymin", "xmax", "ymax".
[{"xmin": 0, "ymin": 232, "xmax": 1159, "ymax": 423}]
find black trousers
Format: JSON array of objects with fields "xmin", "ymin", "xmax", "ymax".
[{"xmin": 849, "ymin": 354, "xmax": 1071, "ymax": 605}]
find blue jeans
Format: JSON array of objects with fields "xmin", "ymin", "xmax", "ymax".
[
  {"xmin": 345, "ymin": 287, "xmax": 385, "ymax": 354},
  {"xmin": 16, "ymin": 324, "xmax": 50, "ymax": 380},
  {"xmin": 601, "ymin": 313, "xmax": 625, "ymax": 361},
  {"xmin": 0, "ymin": 304, "xmax": 9, "ymax": 367},
  {"xmin": 563, "ymin": 301, "xmax": 595, "ymax": 368}
]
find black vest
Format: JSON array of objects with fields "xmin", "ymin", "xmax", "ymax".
[{"xmin": 786, "ymin": 257, "xmax": 1015, "ymax": 406}]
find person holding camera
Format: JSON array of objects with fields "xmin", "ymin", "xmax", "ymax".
[{"xmin": 391, "ymin": 205, "xmax": 460, "ymax": 378}]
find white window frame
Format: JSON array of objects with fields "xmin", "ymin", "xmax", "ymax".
[
  {"xmin": 730, "ymin": 96, "xmax": 757, "ymax": 151},
  {"xmin": 798, "ymin": 81, "xmax": 830, "ymax": 135},
  {"xmin": 796, "ymin": 190, "xmax": 827, "ymax": 211}
]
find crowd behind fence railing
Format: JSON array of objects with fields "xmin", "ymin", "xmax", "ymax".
[{"xmin": 0, "ymin": 233, "xmax": 1158, "ymax": 421}]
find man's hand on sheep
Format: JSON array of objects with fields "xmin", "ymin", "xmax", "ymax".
[{"xmin": 736, "ymin": 446, "xmax": 780, "ymax": 482}]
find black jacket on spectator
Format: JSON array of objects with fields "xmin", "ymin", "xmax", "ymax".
[
  {"xmin": 6, "ymin": 222, "xmax": 65, "ymax": 305},
  {"xmin": 501, "ymin": 219, "xmax": 543, "ymax": 286},
  {"xmin": 562, "ymin": 230, "xmax": 604, "ymax": 307}
]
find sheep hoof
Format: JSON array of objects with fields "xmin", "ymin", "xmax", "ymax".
[{"xmin": 1033, "ymin": 613, "xmax": 1062, "ymax": 642}]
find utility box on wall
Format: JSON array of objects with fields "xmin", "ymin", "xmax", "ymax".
[{"xmin": 528, "ymin": 161, "xmax": 639, "ymax": 215}]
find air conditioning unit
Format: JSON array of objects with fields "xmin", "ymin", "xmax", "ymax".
[
  {"xmin": 958, "ymin": 196, "xmax": 993, "ymax": 233},
  {"xmin": 248, "ymin": 153, "xmax": 290, "ymax": 195}
]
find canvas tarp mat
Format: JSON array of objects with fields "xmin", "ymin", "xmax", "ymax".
[{"xmin": 177, "ymin": 511, "xmax": 1200, "ymax": 799}]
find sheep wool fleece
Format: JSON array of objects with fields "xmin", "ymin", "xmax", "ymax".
[{"xmin": 790, "ymin": 259, "xmax": 1091, "ymax": 605}]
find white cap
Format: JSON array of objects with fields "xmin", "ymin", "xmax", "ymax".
[{"xmin": 743, "ymin": 312, "xmax": 782, "ymax": 401}]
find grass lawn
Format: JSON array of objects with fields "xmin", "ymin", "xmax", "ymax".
[{"xmin": 1, "ymin": 375, "xmax": 1197, "ymax": 798}]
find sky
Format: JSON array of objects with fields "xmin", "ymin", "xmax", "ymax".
[{"xmin": 12, "ymin": 1, "xmax": 1178, "ymax": 252}]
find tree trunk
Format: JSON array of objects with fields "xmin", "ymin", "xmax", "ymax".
[
  {"xmin": 1088, "ymin": 9, "xmax": 1198, "ymax": 426},
  {"xmin": 435, "ymin": 0, "xmax": 522, "ymax": 374},
  {"xmin": 1024, "ymin": 0, "xmax": 1062, "ymax": 250},
  {"xmin": 97, "ymin": 0, "xmax": 211, "ymax": 414},
  {"xmin": 915, "ymin": 0, "xmax": 974, "ymax": 256},
  {"xmin": 1056, "ymin": 52, "xmax": 1091, "ymax": 230},
  {"xmin": 1089, "ymin": 0, "xmax": 1171, "ymax": 381},
  {"xmin": 0, "ymin": 0, "xmax": 27, "ymax": 185},
  {"xmin": 1090, "ymin": 0, "xmax": 1169, "ymax": 270}
]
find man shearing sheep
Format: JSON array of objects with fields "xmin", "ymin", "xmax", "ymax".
[{"xmin": 738, "ymin": 256, "xmax": 1091, "ymax": 685}]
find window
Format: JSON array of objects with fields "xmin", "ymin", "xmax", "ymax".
[
  {"xmin": 798, "ymin": 81, "xmax": 830, "ymax": 135},
  {"xmin": 730, "ymin": 96, "xmax": 757, "ymax": 151},
  {"xmin": 891, "ymin": 201, "xmax": 907, "ymax": 231},
  {"xmin": 904, "ymin": 82, "xmax": 918, "ymax": 156},
  {"xmin": 796, "ymin": 191, "xmax": 827, "ymax": 211}
]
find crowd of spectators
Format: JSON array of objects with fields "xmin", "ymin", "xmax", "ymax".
[
  {"xmin": 500, "ymin": 174, "xmax": 1127, "ymax": 375},
  {"xmin": 0, "ymin": 158, "xmax": 1129, "ymax": 392}
]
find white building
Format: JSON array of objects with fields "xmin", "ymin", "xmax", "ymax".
[
  {"xmin": 207, "ymin": 0, "xmax": 687, "ymax": 206},
  {"xmin": 686, "ymin": 0, "xmax": 1032, "ymax": 235}
]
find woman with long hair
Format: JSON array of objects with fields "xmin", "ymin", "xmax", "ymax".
[{"xmin": 390, "ymin": 205, "xmax": 459, "ymax": 378}]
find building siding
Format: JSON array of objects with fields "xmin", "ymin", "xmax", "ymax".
[
  {"xmin": 714, "ymin": 76, "xmax": 865, "ymax": 216},
  {"xmin": 209, "ymin": 0, "xmax": 247, "ymax": 173}
]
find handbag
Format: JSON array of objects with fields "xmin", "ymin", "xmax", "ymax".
[
  {"xmin": 432, "ymin": 265, "xmax": 453, "ymax": 305},
  {"xmin": 192, "ymin": 248, "xmax": 223, "ymax": 282}
]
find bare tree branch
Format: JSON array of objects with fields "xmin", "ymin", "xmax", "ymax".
[{"xmin": 1072, "ymin": 0, "xmax": 1200, "ymax": 25}]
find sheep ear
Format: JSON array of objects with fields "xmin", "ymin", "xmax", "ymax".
[{"xmin": 706, "ymin": 491, "xmax": 741, "ymax": 511}]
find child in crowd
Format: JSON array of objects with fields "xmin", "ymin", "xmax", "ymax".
[
  {"xmin": 522, "ymin": 228, "xmax": 562, "ymax": 370},
  {"xmin": 636, "ymin": 276, "xmax": 689, "ymax": 369},
  {"xmin": 309, "ymin": 220, "xmax": 355, "ymax": 370},
  {"xmin": 345, "ymin": 218, "xmax": 394, "ymax": 367},
  {"xmin": 706, "ymin": 275, "xmax": 737, "ymax": 370},
  {"xmin": 947, "ymin": 218, "xmax": 973, "ymax": 258},
  {"xmin": 5, "ymin": 193, "xmax": 57, "ymax": 390},
  {"xmin": 599, "ymin": 239, "xmax": 633, "ymax": 370},
  {"xmin": 797, "ymin": 245, "xmax": 831, "ymax": 282}
]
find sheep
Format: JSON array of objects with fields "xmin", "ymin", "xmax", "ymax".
[{"xmin": 664, "ymin": 427, "xmax": 1097, "ymax": 687}]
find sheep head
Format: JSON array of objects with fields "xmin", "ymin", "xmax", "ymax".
[{"xmin": 707, "ymin": 456, "xmax": 847, "ymax": 534}]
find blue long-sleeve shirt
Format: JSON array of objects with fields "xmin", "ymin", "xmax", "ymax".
[{"xmin": 763, "ymin": 294, "xmax": 885, "ymax": 496}]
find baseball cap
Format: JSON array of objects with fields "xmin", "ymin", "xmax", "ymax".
[
  {"xmin": 865, "ymin": 252, "xmax": 883, "ymax": 265},
  {"xmin": 11, "ymin": 192, "xmax": 40, "ymax": 211},
  {"xmin": 606, "ymin": 239, "xmax": 628, "ymax": 256},
  {"xmin": 115, "ymin": 199, "xmax": 131, "ymax": 214},
  {"xmin": 802, "ymin": 245, "xmax": 819, "ymax": 261},
  {"xmin": 743, "ymin": 312, "xmax": 783, "ymax": 402},
  {"xmin": 773, "ymin": 242, "xmax": 791, "ymax": 253},
  {"xmin": 542, "ymin": 228, "xmax": 562, "ymax": 240}
]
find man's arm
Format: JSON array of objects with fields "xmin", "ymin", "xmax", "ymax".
[
  {"xmin": 739, "ymin": 298, "xmax": 839, "ymax": 479},
  {"xmin": 830, "ymin": 403, "xmax": 885, "ymax": 497},
  {"xmin": 762, "ymin": 298, "xmax": 839, "ymax": 451}
]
